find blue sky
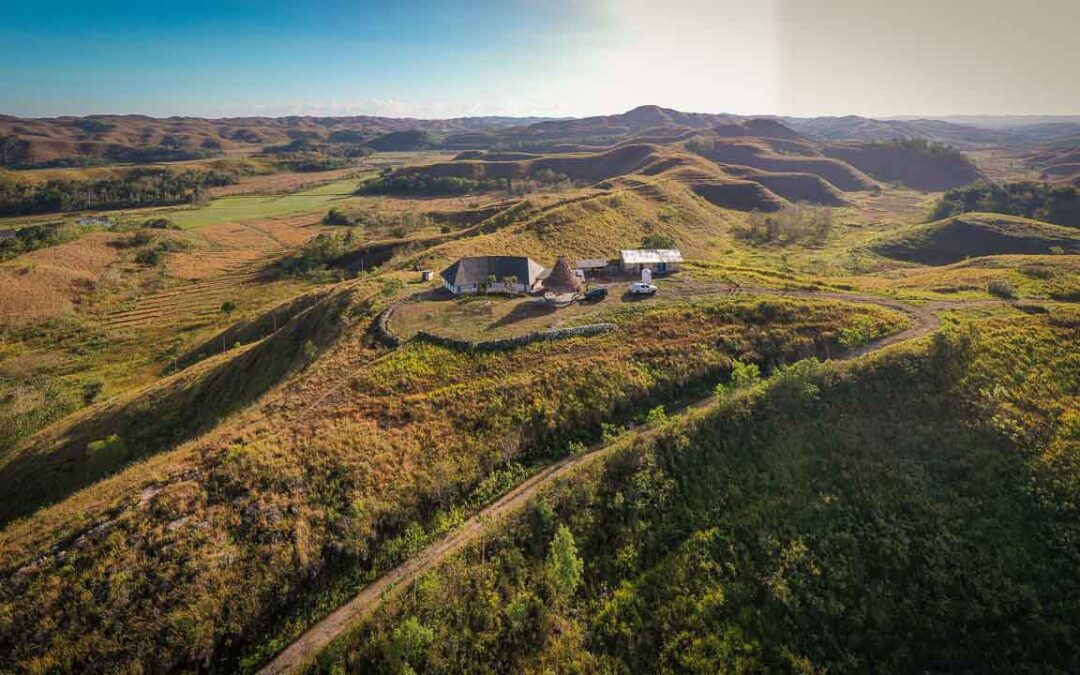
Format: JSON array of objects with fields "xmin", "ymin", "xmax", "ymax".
[
  {"xmin": 2, "ymin": 1, "xmax": 601, "ymax": 117},
  {"xmin": 2, "ymin": 0, "xmax": 1077, "ymax": 119}
]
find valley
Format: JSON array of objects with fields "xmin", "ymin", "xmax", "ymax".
[{"xmin": 0, "ymin": 106, "xmax": 1078, "ymax": 674}]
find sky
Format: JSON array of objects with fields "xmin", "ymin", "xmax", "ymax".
[{"xmin": 1, "ymin": 0, "xmax": 1077, "ymax": 119}]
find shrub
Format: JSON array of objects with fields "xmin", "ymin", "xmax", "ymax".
[
  {"xmin": 715, "ymin": 359, "xmax": 762, "ymax": 397},
  {"xmin": 82, "ymin": 381, "xmax": 103, "ymax": 405},
  {"xmin": 381, "ymin": 278, "xmax": 405, "ymax": 297},
  {"xmin": 381, "ymin": 617, "xmax": 434, "ymax": 673},
  {"xmin": 645, "ymin": 405, "xmax": 669, "ymax": 427},
  {"xmin": 142, "ymin": 218, "xmax": 180, "ymax": 230},
  {"xmin": 772, "ymin": 358, "xmax": 822, "ymax": 405},
  {"xmin": 988, "ymin": 279, "xmax": 1018, "ymax": 299},
  {"xmin": 323, "ymin": 208, "xmax": 353, "ymax": 226},
  {"xmin": 134, "ymin": 247, "xmax": 164, "ymax": 266},
  {"xmin": 730, "ymin": 359, "xmax": 762, "ymax": 388},
  {"xmin": 838, "ymin": 316, "xmax": 880, "ymax": 348},
  {"xmin": 641, "ymin": 233, "xmax": 677, "ymax": 249}
]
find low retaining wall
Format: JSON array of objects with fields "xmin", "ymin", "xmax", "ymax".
[
  {"xmin": 414, "ymin": 322, "xmax": 617, "ymax": 352},
  {"xmin": 372, "ymin": 299, "xmax": 406, "ymax": 347},
  {"xmin": 373, "ymin": 293, "xmax": 616, "ymax": 351}
]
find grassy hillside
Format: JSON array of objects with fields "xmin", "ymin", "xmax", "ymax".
[
  {"xmin": 0, "ymin": 296, "xmax": 907, "ymax": 673},
  {"xmin": 689, "ymin": 137, "xmax": 878, "ymax": 192},
  {"xmin": 871, "ymin": 213, "xmax": 1080, "ymax": 265},
  {"xmin": 824, "ymin": 138, "xmax": 982, "ymax": 190},
  {"xmin": 0, "ymin": 285, "xmax": 358, "ymax": 524},
  {"xmin": 315, "ymin": 311, "xmax": 1080, "ymax": 673}
]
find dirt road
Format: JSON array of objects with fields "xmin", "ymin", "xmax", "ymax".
[{"xmin": 256, "ymin": 288, "xmax": 962, "ymax": 674}]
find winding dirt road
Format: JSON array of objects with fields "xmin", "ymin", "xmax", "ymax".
[{"xmin": 257, "ymin": 288, "xmax": 960, "ymax": 674}]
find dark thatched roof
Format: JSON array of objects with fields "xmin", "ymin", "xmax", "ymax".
[
  {"xmin": 541, "ymin": 256, "xmax": 584, "ymax": 293},
  {"xmin": 441, "ymin": 256, "xmax": 544, "ymax": 287}
]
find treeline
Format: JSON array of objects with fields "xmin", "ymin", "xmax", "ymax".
[
  {"xmin": 931, "ymin": 180, "xmax": 1080, "ymax": 227},
  {"xmin": 0, "ymin": 167, "xmax": 238, "ymax": 216},
  {"xmin": 0, "ymin": 222, "xmax": 79, "ymax": 261},
  {"xmin": 359, "ymin": 167, "xmax": 573, "ymax": 196},
  {"xmin": 358, "ymin": 173, "xmax": 493, "ymax": 196},
  {"xmin": 260, "ymin": 138, "xmax": 374, "ymax": 172}
]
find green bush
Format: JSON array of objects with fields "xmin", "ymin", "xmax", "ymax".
[
  {"xmin": 645, "ymin": 405, "xmax": 669, "ymax": 427},
  {"xmin": 381, "ymin": 278, "xmax": 406, "ymax": 297},
  {"xmin": 988, "ymin": 279, "xmax": 1018, "ymax": 299}
]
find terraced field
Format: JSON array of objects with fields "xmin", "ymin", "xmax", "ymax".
[{"xmin": 100, "ymin": 264, "xmax": 263, "ymax": 331}]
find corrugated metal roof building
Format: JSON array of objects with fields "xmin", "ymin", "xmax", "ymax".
[{"xmin": 619, "ymin": 249, "xmax": 683, "ymax": 273}]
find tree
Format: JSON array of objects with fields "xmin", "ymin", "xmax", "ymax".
[
  {"xmin": 381, "ymin": 278, "xmax": 405, "ymax": 297},
  {"xmin": 730, "ymin": 359, "xmax": 761, "ymax": 389},
  {"xmin": 641, "ymin": 233, "xmax": 677, "ymax": 249},
  {"xmin": 323, "ymin": 208, "xmax": 352, "ymax": 226},
  {"xmin": 221, "ymin": 300, "xmax": 237, "ymax": 316},
  {"xmin": 715, "ymin": 359, "xmax": 761, "ymax": 397},
  {"xmin": 382, "ymin": 616, "xmax": 434, "ymax": 674},
  {"xmin": 545, "ymin": 524, "xmax": 584, "ymax": 605}
]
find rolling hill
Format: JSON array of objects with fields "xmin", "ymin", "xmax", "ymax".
[
  {"xmin": 871, "ymin": 213, "xmax": 1080, "ymax": 265},
  {"xmin": 823, "ymin": 139, "xmax": 982, "ymax": 190}
]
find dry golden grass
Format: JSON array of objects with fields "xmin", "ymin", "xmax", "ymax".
[{"xmin": 0, "ymin": 232, "xmax": 121, "ymax": 326}]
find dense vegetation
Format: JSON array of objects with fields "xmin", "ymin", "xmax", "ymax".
[
  {"xmin": 0, "ymin": 222, "xmax": 80, "ymax": 261},
  {"xmin": 824, "ymin": 138, "xmax": 981, "ymax": 191},
  {"xmin": 318, "ymin": 312, "xmax": 1080, "ymax": 673},
  {"xmin": 0, "ymin": 167, "xmax": 239, "ymax": 216},
  {"xmin": 736, "ymin": 203, "xmax": 834, "ymax": 245},
  {"xmin": 932, "ymin": 181, "xmax": 1080, "ymax": 227},
  {"xmin": 359, "ymin": 167, "xmax": 572, "ymax": 197},
  {"xmin": 0, "ymin": 297, "xmax": 906, "ymax": 673},
  {"xmin": 358, "ymin": 172, "xmax": 493, "ymax": 196},
  {"xmin": 260, "ymin": 138, "xmax": 374, "ymax": 172}
]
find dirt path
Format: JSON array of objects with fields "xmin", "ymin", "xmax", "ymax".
[{"xmin": 256, "ymin": 288, "xmax": 968, "ymax": 674}]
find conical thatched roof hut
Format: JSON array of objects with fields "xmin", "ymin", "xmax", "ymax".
[{"xmin": 542, "ymin": 257, "xmax": 584, "ymax": 294}]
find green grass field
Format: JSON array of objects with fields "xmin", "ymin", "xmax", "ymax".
[{"xmin": 162, "ymin": 175, "xmax": 370, "ymax": 229}]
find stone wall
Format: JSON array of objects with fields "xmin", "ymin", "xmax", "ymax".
[
  {"xmin": 371, "ymin": 298, "xmax": 405, "ymax": 347},
  {"xmin": 373, "ymin": 294, "xmax": 616, "ymax": 351}
]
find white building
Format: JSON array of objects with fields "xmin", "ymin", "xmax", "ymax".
[
  {"xmin": 619, "ymin": 249, "xmax": 683, "ymax": 274},
  {"xmin": 440, "ymin": 256, "xmax": 546, "ymax": 295}
]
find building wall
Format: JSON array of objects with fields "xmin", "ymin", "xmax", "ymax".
[
  {"xmin": 444, "ymin": 279, "xmax": 529, "ymax": 295},
  {"xmin": 620, "ymin": 261, "xmax": 681, "ymax": 273}
]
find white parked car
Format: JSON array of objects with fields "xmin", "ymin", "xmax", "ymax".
[{"xmin": 629, "ymin": 282, "xmax": 658, "ymax": 295}]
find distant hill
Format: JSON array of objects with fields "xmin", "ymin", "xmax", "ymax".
[
  {"xmin": 715, "ymin": 118, "xmax": 807, "ymax": 141},
  {"xmin": 366, "ymin": 130, "xmax": 437, "ymax": 152},
  {"xmin": 823, "ymin": 139, "xmax": 982, "ymax": 191},
  {"xmin": 4, "ymin": 106, "xmax": 1076, "ymax": 169},
  {"xmin": 0, "ymin": 113, "xmax": 556, "ymax": 168},
  {"xmin": 1023, "ymin": 145, "xmax": 1080, "ymax": 185},
  {"xmin": 689, "ymin": 137, "xmax": 878, "ymax": 192},
  {"xmin": 871, "ymin": 213, "xmax": 1080, "ymax": 265},
  {"xmin": 782, "ymin": 115, "xmax": 1080, "ymax": 147}
]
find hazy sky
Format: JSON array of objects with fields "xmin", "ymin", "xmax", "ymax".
[{"xmin": 2, "ymin": 0, "xmax": 1077, "ymax": 118}]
